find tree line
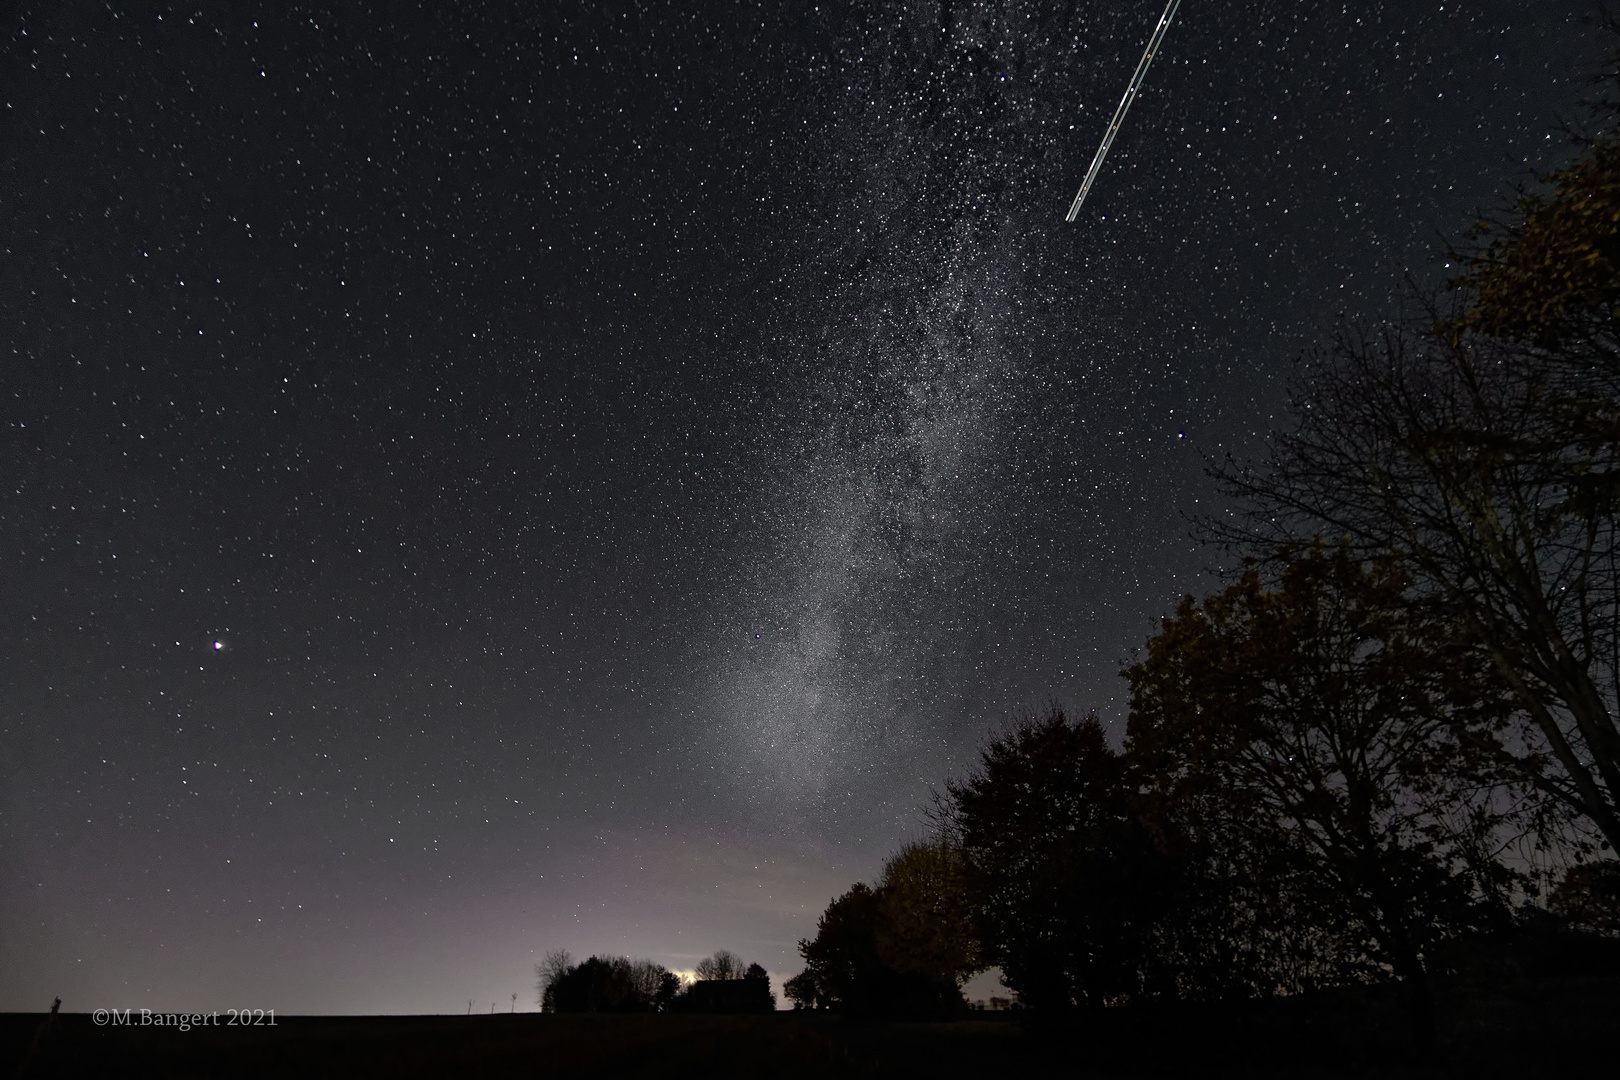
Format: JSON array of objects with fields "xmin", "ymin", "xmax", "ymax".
[
  {"xmin": 785, "ymin": 74, "xmax": 1620, "ymax": 1029},
  {"xmin": 535, "ymin": 949, "xmax": 775, "ymax": 1013}
]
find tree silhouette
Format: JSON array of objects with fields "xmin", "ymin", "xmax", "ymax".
[
  {"xmin": 1445, "ymin": 124, "xmax": 1620, "ymax": 348},
  {"xmin": 940, "ymin": 709, "xmax": 1183, "ymax": 1011},
  {"xmin": 1212, "ymin": 126, "xmax": 1620, "ymax": 858},
  {"xmin": 795, "ymin": 884, "xmax": 903, "ymax": 1017},
  {"xmin": 545, "ymin": 955, "xmax": 681, "ymax": 1013},
  {"xmin": 782, "ymin": 969, "xmax": 820, "ymax": 1010},
  {"xmin": 1550, "ymin": 860, "xmax": 1620, "ymax": 935},
  {"xmin": 871, "ymin": 841, "xmax": 981, "ymax": 989},
  {"xmin": 536, "ymin": 949, "xmax": 572, "ymax": 1012},
  {"xmin": 1127, "ymin": 543, "xmax": 1522, "ymax": 1035},
  {"xmin": 792, "ymin": 845, "xmax": 978, "ymax": 1021},
  {"xmin": 694, "ymin": 949, "xmax": 746, "ymax": 981}
]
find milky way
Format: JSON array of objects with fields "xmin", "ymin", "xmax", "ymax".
[{"xmin": 1, "ymin": 1, "xmax": 1603, "ymax": 1013}]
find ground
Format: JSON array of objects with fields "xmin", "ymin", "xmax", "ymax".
[{"xmin": 5, "ymin": 975, "xmax": 1616, "ymax": 1079}]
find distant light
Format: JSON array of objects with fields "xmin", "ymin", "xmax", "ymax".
[{"xmin": 213, "ymin": 641, "xmax": 223, "ymax": 650}]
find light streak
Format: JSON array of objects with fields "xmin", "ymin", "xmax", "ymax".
[{"xmin": 1065, "ymin": 0, "xmax": 1182, "ymax": 222}]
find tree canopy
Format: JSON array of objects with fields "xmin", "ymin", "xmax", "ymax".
[
  {"xmin": 792, "ymin": 840, "xmax": 980, "ymax": 1018},
  {"xmin": 1127, "ymin": 543, "xmax": 1521, "ymax": 1021},
  {"xmin": 1448, "ymin": 134, "xmax": 1620, "ymax": 345}
]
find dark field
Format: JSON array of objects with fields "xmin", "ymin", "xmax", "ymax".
[{"xmin": 6, "ymin": 976, "xmax": 1618, "ymax": 1080}]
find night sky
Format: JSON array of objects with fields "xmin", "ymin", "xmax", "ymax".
[{"xmin": 2, "ymin": 1, "xmax": 1603, "ymax": 1014}]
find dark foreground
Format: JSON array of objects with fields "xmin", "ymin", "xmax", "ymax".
[{"xmin": 6, "ymin": 976, "xmax": 1617, "ymax": 1079}]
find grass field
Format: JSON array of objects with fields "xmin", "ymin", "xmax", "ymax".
[
  {"xmin": 7, "ymin": 1012, "xmax": 1051, "ymax": 1079},
  {"xmin": 5, "ymin": 974, "xmax": 1616, "ymax": 1078}
]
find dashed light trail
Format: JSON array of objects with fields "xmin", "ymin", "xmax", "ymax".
[{"xmin": 1066, "ymin": 0, "xmax": 1182, "ymax": 221}]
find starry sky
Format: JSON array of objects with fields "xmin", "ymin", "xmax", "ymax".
[{"xmin": 1, "ymin": 1, "xmax": 1605, "ymax": 1014}]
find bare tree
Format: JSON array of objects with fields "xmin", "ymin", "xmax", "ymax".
[
  {"xmin": 628, "ymin": 958, "xmax": 682, "ymax": 1008},
  {"xmin": 535, "ymin": 949, "xmax": 572, "ymax": 1012},
  {"xmin": 694, "ymin": 950, "xmax": 747, "ymax": 981},
  {"xmin": 1213, "ymin": 322, "xmax": 1620, "ymax": 854},
  {"xmin": 1215, "ymin": 118, "xmax": 1620, "ymax": 856}
]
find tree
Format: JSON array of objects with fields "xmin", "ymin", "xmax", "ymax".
[
  {"xmin": 1126, "ymin": 544, "xmax": 1521, "ymax": 1031},
  {"xmin": 1550, "ymin": 859, "xmax": 1620, "ymax": 936},
  {"xmin": 1216, "ymin": 290, "xmax": 1620, "ymax": 855},
  {"xmin": 536, "ymin": 949, "xmax": 572, "ymax": 1012},
  {"xmin": 795, "ymin": 884, "xmax": 904, "ymax": 1017},
  {"xmin": 1212, "ymin": 117, "xmax": 1620, "ymax": 857},
  {"xmin": 635, "ymin": 959, "xmax": 684, "ymax": 1012},
  {"xmin": 782, "ymin": 970, "xmax": 820, "ymax": 1010},
  {"xmin": 545, "ymin": 955, "xmax": 681, "ymax": 1013},
  {"xmin": 941, "ymin": 709, "xmax": 1181, "ymax": 1011},
  {"xmin": 694, "ymin": 949, "xmax": 747, "ymax": 981},
  {"xmin": 938, "ymin": 707, "xmax": 1334, "ymax": 1008},
  {"xmin": 1438, "ymin": 122, "xmax": 1620, "ymax": 851},
  {"xmin": 1446, "ymin": 129, "xmax": 1620, "ymax": 349},
  {"xmin": 869, "ymin": 841, "xmax": 981, "ymax": 990},
  {"xmin": 791, "ymin": 842, "xmax": 980, "ymax": 1019}
]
